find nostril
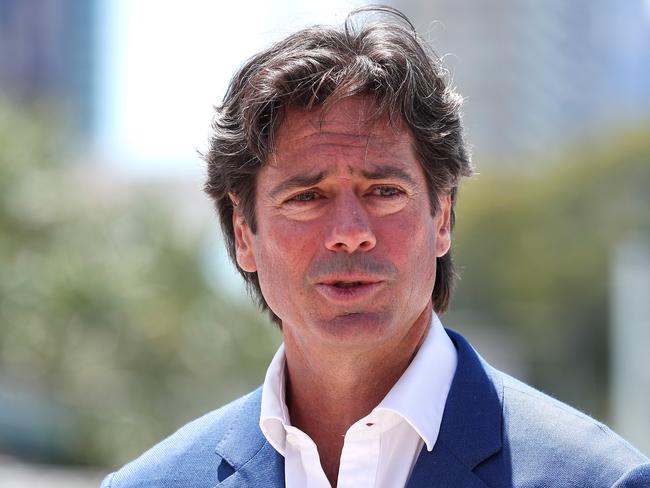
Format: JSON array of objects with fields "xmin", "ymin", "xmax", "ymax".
[{"xmin": 325, "ymin": 218, "xmax": 377, "ymax": 252}]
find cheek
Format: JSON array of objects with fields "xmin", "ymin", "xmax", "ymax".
[
  {"xmin": 254, "ymin": 222, "xmax": 317, "ymax": 289},
  {"xmin": 383, "ymin": 211, "xmax": 437, "ymax": 253},
  {"xmin": 253, "ymin": 222, "xmax": 321, "ymax": 322},
  {"xmin": 253, "ymin": 240, "xmax": 290, "ymax": 317},
  {"xmin": 382, "ymin": 214, "xmax": 438, "ymax": 280}
]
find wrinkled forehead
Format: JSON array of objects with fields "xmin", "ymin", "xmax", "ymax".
[{"xmin": 270, "ymin": 97, "xmax": 413, "ymax": 164}]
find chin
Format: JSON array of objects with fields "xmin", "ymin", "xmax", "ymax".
[{"xmin": 313, "ymin": 309, "xmax": 397, "ymax": 344}]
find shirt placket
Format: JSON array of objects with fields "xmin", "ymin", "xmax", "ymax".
[
  {"xmin": 337, "ymin": 420, "xmax": 381, "ymax": 488},
  {"xmin": 285, "ymin": 426, "xmax": 331, "ymax": 488}
]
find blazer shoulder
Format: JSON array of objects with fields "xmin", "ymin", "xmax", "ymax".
[
  {"xmin": 101, "ymin": 387, "xmax": 263, "ymax": 488},
  {"xmin": 498, "ymin": 371, "xmax": 649, "ymax": 487}
]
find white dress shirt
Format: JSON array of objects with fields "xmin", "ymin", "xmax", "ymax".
[{"xmin": 259, "ymin": 313, "xmax": 458, "ymax": 488}]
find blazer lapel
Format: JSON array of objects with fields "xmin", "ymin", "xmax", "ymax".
[
  {"xmin": 213, "ymin": 388, "xmax": 284, "ymax": 488},
  {"xmin": 215, "ymin": 442, "xmax": 284, "ymax": 488},
  {"xmin": 407, "ymin": 443, "xmax": 490, "ymax": 488},
  {"xmin": 407, "ymin": 329, "xmax": 504, "ymax": 488},
  {"xmin": 212, "ymin": 330, "xmax": 503, "ymax": 488}
]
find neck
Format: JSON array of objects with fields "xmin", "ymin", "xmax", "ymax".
[{"xmin": 282, "ymin": 305, "xmax": 433, "ymax": 486}]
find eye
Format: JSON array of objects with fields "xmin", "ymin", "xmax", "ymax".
[
  {"xmin": 370, "ymin": 186, "xmax": 404, "ymax": 198},
  {"xmin": 287, "ymin": 190, "xmax": 321, "ymax": 203}
]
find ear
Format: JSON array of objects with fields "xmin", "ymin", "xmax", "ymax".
[
  {"xmin": 434, "ymin": 193, "xmax": 452, "ymax": 257},
  {"xmin": 230, "ymin": 193, "xmax": 257, "ymax": 273}
]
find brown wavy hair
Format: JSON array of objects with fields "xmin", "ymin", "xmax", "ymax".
[{"xmin": 203, "ymin": 6, "xmax": 473, "ymax": 324}]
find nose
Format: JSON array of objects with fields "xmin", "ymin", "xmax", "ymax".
[{"xmin": 325, "ymin": 194, "xmax": 377, "ymax": 253}]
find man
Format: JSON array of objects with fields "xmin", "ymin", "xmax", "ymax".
[{"xmin": 102, "ymin": 6, "xmax": 649, "ymax": 488}]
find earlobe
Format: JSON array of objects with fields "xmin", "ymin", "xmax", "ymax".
[
  {"xmin": 435, "ymin": 194, "xmax": 452, "ymax": 257},
  {"xmin": 232, "ymin": 206, "xmax": 257, "ymax": 273}
]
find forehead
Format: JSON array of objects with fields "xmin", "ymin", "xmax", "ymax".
[{"xmin": 269, "ymin": 97, "xmax": 416, "ymax": 169}]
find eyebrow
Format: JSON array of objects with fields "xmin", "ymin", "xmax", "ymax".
[
  {"xmin": 268, "ymin": 171, "xmax": 329, "ymax": 199},
  {"xmin": 267, "ymin": 164, "xmax": 419, "ymax": 200},
  {"xmin": 359, "ymin": 165, "xmax": 418, "ymax": 187}
]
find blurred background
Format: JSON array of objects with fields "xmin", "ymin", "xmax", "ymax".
[{"xmin": 1, "ymin": 0, "xmax": 649, "ymax": 485}]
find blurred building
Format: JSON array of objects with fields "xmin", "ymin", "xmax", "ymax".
[
  {"xmin": 394, "ymin": 0, "xmax": 650, "ymax": 164},
  {"xmin": 0, "ymin": 455, "xmax": 104, "ymax": 488},
  {"xmin": 0, "ymin": 0, "xmax": 98, "ymax": 137},
  {"xmin": 2, "ymin": 0, "xmax": 648, "ymax": 163}
]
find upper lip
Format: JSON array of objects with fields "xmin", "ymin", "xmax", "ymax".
[{"xmin": 317, "ymin": 275, "xmax": 385, "ymax": 285}]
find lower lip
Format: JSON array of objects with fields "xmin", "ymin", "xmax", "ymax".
[{"xmin": 315, "ymin": 282, "xmax": 385, "ymax": 304}]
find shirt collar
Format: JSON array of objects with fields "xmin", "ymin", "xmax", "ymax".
[
  {"xmin": 259, "ymin": 312, "xmax": 458, "ymax": 454},
  {"xmin": 374, "ymin": 313, "xmax": 457, "ymax": 451},
  {"xmin": 260, "ymin": 342, "xmax": 291, "ymax": 455}
]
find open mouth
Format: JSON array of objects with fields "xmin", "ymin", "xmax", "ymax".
[
  {"xmin": 315, "ymin": 279, "xmax": 384, "ymax": 303},
  {"xmin": 333, "ymin": 281, "xmax": 365, "ymax": 288}
]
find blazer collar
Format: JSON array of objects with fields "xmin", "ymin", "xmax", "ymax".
[{"xmin": 407, "ymin": 328, "xmax": 504, "ymax": 488}]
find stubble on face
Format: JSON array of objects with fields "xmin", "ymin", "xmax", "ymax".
[{"xmin": 239, "ymin": 97, "xmax": 447, "ymax": 354}]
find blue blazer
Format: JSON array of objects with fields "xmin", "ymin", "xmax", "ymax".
[{"xmin": 102, "ymin": 330, "xmax": 650, "ymax": 487}]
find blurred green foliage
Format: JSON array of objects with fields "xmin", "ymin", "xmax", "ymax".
[
  {"xmin": 450, "ymin": 128, "xmax": 650, "ymax": 419},
  {"xmin": 0, "ymin": 100, "xmax": 648, "ymax": 467},
  {"xmin": 0, "ymin": 102, "xmax": 280, "ymax": 466}
]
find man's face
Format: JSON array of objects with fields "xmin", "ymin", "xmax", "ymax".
[{"xmin": 233, "ymin": 97, "xmax": 451, "ymax": 353}]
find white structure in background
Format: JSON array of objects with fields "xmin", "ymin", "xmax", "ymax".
[
  {"xmin": 611, "ymin": 235, "xmax": 650, "ymax": 456},
  {"xmin": 94, "ymin": 0, "xmax": 367, "ymax": 178},
  {"xmin": 392, "ymin": 0, "xmax": 650, "ymax": 166},
  {"xmin": 0, "ymin": 456, "xmax": 104, "ymax": 488}
]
